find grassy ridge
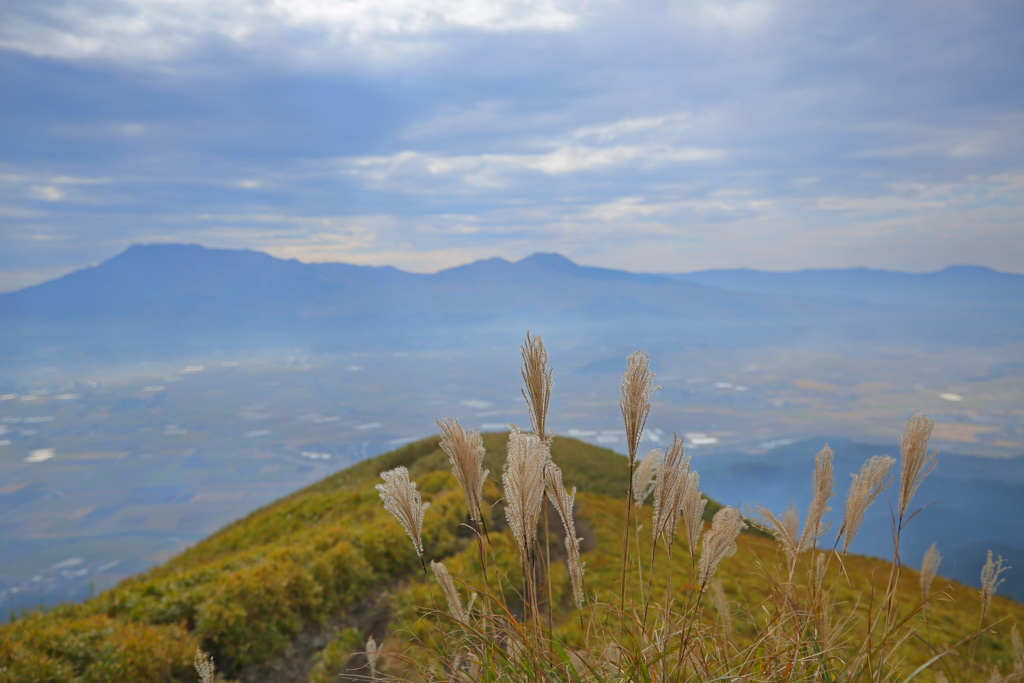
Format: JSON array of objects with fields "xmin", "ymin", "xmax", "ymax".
[
  {"xmin": 0, "ymin": 434, "xmax": 671, "ymax": 680},
  {"xmin": 1, "ymin": 433, "xmax": 1020, "ymax": 681}
]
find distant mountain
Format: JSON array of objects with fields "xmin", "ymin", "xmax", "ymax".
[
  {"xmin": 2, "ymin": 244, "xmax": 1022, "ymax": 369},
  {"xmin": 668, "ymin": 265, "xmax": 1024, "ymax": 306}
]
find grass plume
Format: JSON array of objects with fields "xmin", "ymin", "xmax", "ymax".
[
  {"xmin": 797, "ymin": 444, "xmax": 835, "ymax": 554},
  {"xmin": 546, "ymin": 462, "xmax": 586, "ymax": 609},
  {"xmin": 502, "ymin": 426, "xmax": 548, "ymax": 567},
  {"xmin": 838, "ymin": 454, "xmax": 895, "ymax": 553},
  {"xmin": 376, "ymin": 466, "xmax": 429, "ymax": 561},
  {"xmin": 898, "ymin": 412, "xmax": 937, "ymax": 519},
  {"xmin": 521, "ymin": 332, "xmax": 553, "ymax": 442},
  {"xmin": 632, "ymin": 448, "xmax": 662, "ymax": 507},
  {"xmin": 698, "ymin": 506, "xmax": 747, "ymax": 588},
  {"xmin": 921, "ymin": 541, "xmax": 942, "ymax": 603},
  {"xmin": 437, "ymin": 417, "xmax": 489, "ymax": 527}
]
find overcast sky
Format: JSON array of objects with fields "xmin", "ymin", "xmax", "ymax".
[{"xmin": 2, "ymin": 0, "xmax": 1023, "ymax": 291}]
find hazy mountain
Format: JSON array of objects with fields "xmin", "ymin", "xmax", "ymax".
[
  {"xmin": 3, "ymin": 244, "xmax": 1022, "ymax": 372},
  {"xmin": 668, "ymin": 265, "xmax": 1024, "ymax": 306}
]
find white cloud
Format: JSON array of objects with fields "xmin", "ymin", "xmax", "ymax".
[
  {"xmin": 342, "ymin": 129, "xmax": 723, "ymax": 189},
  {"xmin": 584, "ymin": 192, "xmax": 775, "ymax": 221},
  {"xmin": 0, "ymin": 0, "xmax": 589, "ymax": 62},
  {"xmin": 813, "ymin": 173, "xmax": 1024, "ymax": 216},
  {"xmin": 29, "ymin": 185, "xmax": 65, "ymax": 202},
  {"xmin": 571, "ymin": 114, "xmax": 693, "ymax": 143},
  {"xmin": 350, "ymin": 144, "xmax": 718, "ymax": 186},
  {"xmin": 691, "ymin": 0, "xmax": 776, "ymax": 32}
]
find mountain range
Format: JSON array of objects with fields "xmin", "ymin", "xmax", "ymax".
[{"xmin": 2, "ymin": 244, "xmax": 1022, "ymax": 371}]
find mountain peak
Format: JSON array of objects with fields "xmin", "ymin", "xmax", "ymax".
[{"xmin": 517, "ymin": 252, "xmax": 577, "ymax": 269}]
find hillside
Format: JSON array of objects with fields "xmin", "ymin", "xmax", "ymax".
[{"xmin": 1, "ymin": 433, "xmax": 1021, "ymax": 682}]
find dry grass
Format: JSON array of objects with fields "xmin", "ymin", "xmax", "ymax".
[
  {"xmin": 376, "ymin": 466, "xmax": 429, "ymax": 562},
  {"xmin": 359, "ymin": 335, "xmax": 1020, "ymax": 682}
]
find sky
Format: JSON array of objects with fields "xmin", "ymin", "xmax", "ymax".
[{"xmin": 1, "ymin": 0, "xmax": 1023, "ymax": 292}]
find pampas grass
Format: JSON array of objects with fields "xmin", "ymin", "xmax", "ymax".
[
  {"xmin": 437, "ymin": 417, "xmax": 488, "ymax": 528},
  {"xmin": 521, "ymin": 332, "xmax": 553, "ymax": 442},
  {"xmin": 620, "ymin": 350, "xmax": 658, "ymax": 467},
  {"xmin": 632, "ymin": 448, "xmax": 662, "ymax": 507},
  {"xmin": 921, "ymin": 541, "xmax": 942, "ymax": 602},
  {"xmin": 194, "ymin": 648, "xmax": 215, "ymax": 683},
  {"xmin": 356, "ymin": 337, "xmax": 1021, "ymax": 683},
  {"xmin": 981, "ymin": 550, "xmax": 1010, "ymax": 616},
  {"xmin": 838, "ymin": 454, "xmax": 895, "ymax": 554},
  {"xmin": 698, "ymin": 506, "xmax": 746, "ymax": 589},
  {"xmin": 431, "ymin": 560, "xmax": 470, "ymax": 624},
  {"xmin": 898, "ymin": 412, "xmax": 937, "ymax": 520},
  {"xmin": 377, "ymin": 466, "xmax": 429, "ymax": 561},
  {"xmin": 366, "ymin": 635, "xmax": 381, "ymax": 680},
  {"xmin": 546, "ymin": 462, "xmax": 585, "ymax": 609},
  {"xmin": 797, "ymin": 444, "xmax": 835, "ymax": 554},
  {"xmin": 502, "ymin": 426, "xmax": 548, "ymax": 568}
]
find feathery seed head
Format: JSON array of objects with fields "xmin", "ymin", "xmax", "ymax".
[
  {"xmin": 753, "ymin": 503, "xmax": 800, "ymax": 564},
  {"xmin": 797, "ymin": 444, "xmax": 835, "ymax": 554},
  {"xmin": 620, "ymin": 350, "xmax": 659, "ymax": 464},
  {"xmin": 502, "ymin": 426, "xmax": 549, "ymax": 565},
  {"xmin": 431, "ymin": 560, "xmax": 470, "ymax": 623},
  {"xmin": 437, "ymin": 417, "xmax": 489, "ymax": 525},
  {"xmin": 699, "ymin": 506, "xmax": 747, "ymax": 588},
  {"xmin": 546, "ymin": 463, "xmax": 585, "ymax": 608},
  {"xmin": 366, "ymin": 636, "xmax": 380, "ymax": 678},
  {"xmin": 521, "ymin": 332, "xmax": 554, "ymax": 441},
  {"xmin": 980, "ymin": 550, "xmax": 1010, "ymax": 615},
  {"xmin": 681, "ymin": 470, "xmax": 707, "ymax": 554},
  {"xmin": 195, "ymin": 648, "xmax": 216, "ymax": 683},
  {"xmin": 663, "ymin": 431, "xmax": 685, "ymax": 469},
  {"xmin": 920, "ymin": 542, "xmax": 942, "ymax": 602},
  {"xmin": 633, "ymin": 448, "xmax": 663, "ymax": 507},
  {"xmin": 814, "ymin": 552, "xmax": 827, "ymax": 592},
  {"xmin": 783, "ymin": 503, "xmax": 800, "ymax": 548},
  {"xmin": 838, "ymin": 454, "xmax": 895, "ymax": 553},
  {"xmin": 898, "ymin": 412, "xmax": 938, "ymax": 518},
  {"xmin": 376, "ymin": 466, "xmax": 429, "ymax": 559},
  {"xmin": 652, "ymin": 435, "xmax": 691, "ymax": 548}
]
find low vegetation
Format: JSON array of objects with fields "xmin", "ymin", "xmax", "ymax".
[{"xmin": 2, "ymin": 335, "xmax": 1022, "ymax": 682}]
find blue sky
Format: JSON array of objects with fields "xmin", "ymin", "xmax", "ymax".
[{"xmin": 2, "ymin": 0, "xmax": 1023, "ymax": 291}]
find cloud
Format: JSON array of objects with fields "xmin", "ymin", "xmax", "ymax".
[
  {"xmin": 340, "ymin": 114, "xmax": 723, "ymax": 190},
  {"xmin": 29, "ymin": 185, "xmax": 65, "ymax": 202},
  {"xmin": 2, "ymin": 0, "xmax": 1023, "ymax": 286},
  {"xmin": 812, "ymin": 173, "xmax": 1024, "ymax": 217},
  {"xmin": 344, "ymin": 144, "xmax": 723, "ymax": 188},
  {"xmin": 690, "ymin": 0, "xmax": 776, "ymax": 32},
  {"xmin": 0, "ymin": 0, "xmax": 589, "ymax": 62}
]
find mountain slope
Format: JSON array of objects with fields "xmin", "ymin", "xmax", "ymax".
[{"xmin": 1, "ymin": 434, "xmax": 1020, "ymax": 682}]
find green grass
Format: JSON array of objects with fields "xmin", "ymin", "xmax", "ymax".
[{"xmin": 1, "ymin": 433, "xmax": 1020, "ymax": 682}]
